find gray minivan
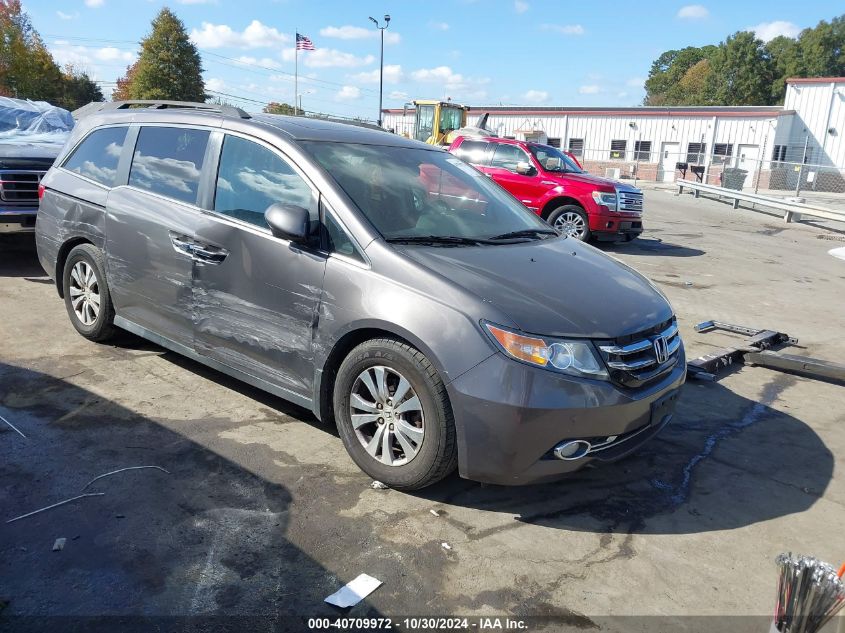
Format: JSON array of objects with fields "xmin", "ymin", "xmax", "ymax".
[{"xmin": 35, "ymin": 101, "xmax": 685, "ymax": 489}]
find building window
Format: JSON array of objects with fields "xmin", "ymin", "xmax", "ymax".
[
  {"xmin": 712, "ymin": 143, "xmax": 734, "ymax": 164},
  {"xmin": 568, "ymin": 138, "xmax": 584, "ymax": 157},
  {"xmin": 634, "ymin": 140, "xmax": 652, "ymax": 161},
  {"xmin": 772, "ymin": 145, "xmax": 787, "ymax": 162},
  {"xmin": 686, "ymin": 142, "xmax": 706, "ymax": 165},
  {"xmin": 547, "ymin": 137, "xmax": 561, "ymax": 148},
  {"xmin": 610, "ymin": 139, "xmax": 627, "ymax": 160}
]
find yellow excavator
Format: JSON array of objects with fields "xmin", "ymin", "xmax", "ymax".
[{"xmin": 408, "ymin": 99, "xmax": 492, "ymax": 146}]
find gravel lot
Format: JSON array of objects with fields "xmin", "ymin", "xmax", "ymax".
[{"xmin": 1, "ymin": 190, "xmax": 844, "ymax": 630}]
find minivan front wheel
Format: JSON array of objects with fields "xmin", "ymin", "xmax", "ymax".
[
  {"xmin": 63, "ymin": 244, "xmax": 116, "ymax": 342},
  {"xmin": 333, "ymin": 338, "xmax": 457, "ymax": 490},
  {"xmin": 547, "ymin": 205, "xmax": 591, "ymax": 241}
]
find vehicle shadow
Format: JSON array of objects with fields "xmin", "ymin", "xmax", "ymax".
[
  {"xmin": 0, "ymin": 234, "xmax": 47, "ymax": 279},
  {"xmin": 0, "ymin": 361, "xmax": 375, "ymax": 626},
  {"xmin": 596, "ymin": 237, "xmax": 706, "ymax": 258},
  {"xmin": 416, "ymin": 372, "xmax": 833, "ymax": 536}
]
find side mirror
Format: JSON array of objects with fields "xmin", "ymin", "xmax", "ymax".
[
  {"xmin": 265, "ymin": 203, "xmax": 310, "ymax": 242},
  {"xmin": 515, "ymin": 161, "xmax": 533, "ymax": 175}
]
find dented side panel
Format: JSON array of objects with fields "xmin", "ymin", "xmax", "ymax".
[
  {"xmin": 104, "ymin": 186, "xmax": 197, "ymax": 346},
  {"xmin": 191, "ymin": 215, "xmax": 327, "ymax": 399}
]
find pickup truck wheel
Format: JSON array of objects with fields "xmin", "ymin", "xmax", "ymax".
[
  {"xmin": 547, "ymin": 205, "xmax": 591, "ymax": 241},
  {"xmin": 333, "ymin": 338, "xmax": 457, "ymax": 490},
  {"xmin": 63, "ymin": 244, "xmax": 116, "ymax": 342}
]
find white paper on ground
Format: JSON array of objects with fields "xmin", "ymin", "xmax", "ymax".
[{"xmin": 324, "ymin": 574, "xmax": 382, "ymax": 608}]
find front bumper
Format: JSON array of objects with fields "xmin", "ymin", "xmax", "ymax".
[
  {"xmin": 446, "ymin": 345, "xmax": 686, "ymax": 485},
  {"xmin": 589, "ymin": 210, "xmax": 643, "ymax": 241},
  {"xmin": 0, "ymin": 208, "xmax": 37, "ymax": 234}
]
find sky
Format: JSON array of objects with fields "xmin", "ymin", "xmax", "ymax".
[{"xmin": 25, "ymin": 0, "xmax": 845, "ymax": 121}]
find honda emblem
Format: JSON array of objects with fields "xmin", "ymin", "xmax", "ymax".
[{"xmin": 653, "ymin": 336, "xmax": 669, "ymax": 364}]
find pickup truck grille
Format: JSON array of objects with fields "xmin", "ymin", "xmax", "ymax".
[
  {"xmin": 0, "ymin": 170, "xmax": 44, "ymax": 206},
  {"xmin": 617, "ymin": 190, "xmax": 643, "ymax": 214},
  {"xmin": 598, "ymin": 318, "xmax": 681, "ymax": 388}
]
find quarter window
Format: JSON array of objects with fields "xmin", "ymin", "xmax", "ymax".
[
  {"xmin": 214, "ymin": 135, "xmax": 314, "ymax": 229},
  {"xmin": 63, "ymin": 126, "xmax": 128, "ymax": 187},
  {"xmin": 129, "ymin": 126, "xmax": 209, "ymax": 204},
  {"xmin": 452, "ymin": 140, "xmax": 489, "ymax": 165},
  {"xmin": 490, "ymin": 144, "xmax": 529, "ymax": 171}
]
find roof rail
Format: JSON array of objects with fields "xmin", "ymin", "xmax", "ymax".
[{"xmin": 72, "ymin": 100, "xmax": 251, "ymax": 120}]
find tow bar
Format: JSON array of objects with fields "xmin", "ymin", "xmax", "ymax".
[{"xmin": 686, "ymin": 320, "xmax": 845, "ymax": 384}]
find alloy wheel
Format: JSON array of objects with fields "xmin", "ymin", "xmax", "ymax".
[
  {"xmin": 554, "ymin": 211, "xmax": 587, "ymax": 239},
  {"xmin": 68, "ymin": 261, "xmax": 100, "ymax": 326},
  {"xmin": 349, "ymin": 365, "xmax": 425, "ymax": 466}
]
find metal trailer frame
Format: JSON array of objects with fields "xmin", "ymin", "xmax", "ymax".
[{"xmin": 686, "ymin": 320, "xmax": 845, "ymax": 384}]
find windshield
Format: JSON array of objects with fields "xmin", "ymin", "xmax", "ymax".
[
  {"xmin": 439, "ymin": 106, "xmax": 464, "ymax": 133},
  {"xmin": 414, "ymin": 105, "xmax": 435, "ymax": 142},
  {"xmin": 301, "ymin": 141, "xmax": 552, "ymax": 241},
  {"xmin": 529, "ymin": 144, "xmax": 584, "ymax": 173}
]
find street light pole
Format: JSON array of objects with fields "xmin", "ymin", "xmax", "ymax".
[{"xmin": 369, "ymin": 14, "xmax": 390, "ymax": 127}]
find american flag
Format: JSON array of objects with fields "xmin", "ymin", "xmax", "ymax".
[{"xmin": 296, "ymin": 33, "xmax": 315, "ymax": 51}]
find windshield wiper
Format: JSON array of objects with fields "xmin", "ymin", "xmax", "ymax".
[
  {"xmin": 487, "ymin": 228, "xmax": 560, "ymax": 241},
  {"xmin": 385, "ymin": 235, "xmax": 495, "ymax": 246}
]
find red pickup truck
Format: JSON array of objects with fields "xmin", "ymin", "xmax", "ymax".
[{"xmin": 447, "ymin": 136, "xmax": 643, "ymax": 242}]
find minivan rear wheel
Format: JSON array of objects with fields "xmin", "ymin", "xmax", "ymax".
[
  {"xmin": 63, "ymin": 244, "xmax": 116, "ymax": 342},
  {"xmin": 547, "ymin": 205, "xmax": 591, "ymax": 241},
  {"xmin": 333, "ymin": 338, "xmax": 457, "ymax": 490}
]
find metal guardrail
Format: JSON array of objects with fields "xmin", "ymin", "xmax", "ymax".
[{"xmin": 676, "ymin": 179, "xmax": 845, "ymax": 224}]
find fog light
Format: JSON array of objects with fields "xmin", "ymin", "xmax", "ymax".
[
  {"xmin": 606, "ymin": 221, "xmax": 614, "ymax": 229},
  {"xmin": 553, "ymin": 439, "xmax": 591, "ymax": 460}
]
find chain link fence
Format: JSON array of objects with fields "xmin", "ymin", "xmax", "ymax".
[{"xmin": 570, "ymin": 147, "xmax": 845, "ymax": 199}]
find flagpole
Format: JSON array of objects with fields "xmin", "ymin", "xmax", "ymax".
[{"xmin": 294, "ymin": 30, "xmax": 298, "ymax": 116}]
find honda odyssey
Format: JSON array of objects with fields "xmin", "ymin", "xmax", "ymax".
[{"xmin": 36, "ymin": 101, "xmax": 685, "ymax": 489}]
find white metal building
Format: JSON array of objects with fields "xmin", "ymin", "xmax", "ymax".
[{"xmin": 381, "ymin": 77, "xmax": 845, "ymax": 192}]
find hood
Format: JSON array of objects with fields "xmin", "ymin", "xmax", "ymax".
[
  {"xmin": 0, "ymin": 132, "xmax": 67, "ymax": 168},
  {"xmin": 546, "ymin": 170, "xmax": 641, "ymax": 193},
  {"xmin": 395, "ymin": 237, "xmax": 672, "ymax": 338}
]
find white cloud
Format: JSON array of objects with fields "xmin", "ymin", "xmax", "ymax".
[
  {"xmin": 336, "ymin": 85, "xmax": 361, "ymax": 101},
  {"xmin": 96, "ymin": 47, "xmax": 133, "ymax": 62},
  {"xmin": 388, "ymin": 90, "xmax": 409, "ymax": 101},
  {"xmin": 749, "ymin": 20, "xmax": 801, "ymax": 41},
  {"xmin": 190, "ymin": 20, "xmax": 290, "ymax": 49},
  {"xmin": 617, "ymin": 91, "xmax": 629, "ymax": 98},
  {"xmin": 410, "ymin": 65, "xmax": 489, "ymax": 101},
  {"xmin": 320, "ymin": 25, "xmax": 401, "ymax": 45},
  {"xmin": 514, "ymin": 0, "xmax": 529, "ymax": 13},
  {"xmin": 541, "ymin": 23, "xmax": 585, "ymax": 35},
  {"xmin": 281, "ymin": 48, "xmax": 375, "ymax": 68},
  {"xmin": 50, "ymin": 42, "xmax": 136, "ymax": 71},
  {"xmin": 522, "ymin": 89, "xmax": 548, "ymax": 104},
  {"xmin": 677, "ymin": 4, "xmax": 709, "ymax": 19},
  {"xmin": 411, "ymin": 66, "xmax": 463, "ymax": 84},
  {"xmin": 84, "ymin": 0, "xmax": 104, "ymax": 7},
  {"xmin": 626, "ymin": 77, "xmax": 645, "ymax": 88},
  {"xmin": 578, "ymin": 84, "xmax": 601, "ymax": 94},
  {"xmin": 177, "ymin": 0, "xmax": 217, "ymax": 3},
  {"xmin": 235, "ymin": 56, "xmax": 281, "ymax": 69},
  {"xmin": 348, "ymin": 64, "xmax": 403, "ymax": 84},
  {"xmin": 56, "ymin": 10, "xmax": 79, "ymax": 20},
  {"xmin": 429, "ymin": 21, "xmax": 449, "ymax": 31},
  {"xmin": 206, "ymin": 78, "xmax": 227, "ymax": 91}
]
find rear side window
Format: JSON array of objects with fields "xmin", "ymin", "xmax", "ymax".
[
  {"xmin": 214, "ymin": 135, "xmax": 314, "ymax": 229},
  {"xmin": 129, "ymin": 126, "xmax": 210, "ymax": 205},
  {"xmin": 490, "ymin": 144, "xmax": 528, "ymax": 171},
  {"xmin": 452, "ymin": 140, "xmax": 489, "ymax": 165},
  {"xmin": 63, "ymin": 126, "xmax": 128, "ymax": 187}
]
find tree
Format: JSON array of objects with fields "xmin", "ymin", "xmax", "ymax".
[
  {"xmin": 766, "ymin": 35, "xmax": 803, "ymax": 103},
  {"xmin": 674, "ymin": 59, "xmax": 714, "ymax": 105},
  {"xmin": 113, "ymin": 61, "xmax": 139, "ymax": 101},
  {"xmin": 643, "ymin": 46, "xmax": 717, "ymax": 105},
  {"xmin": 128, "ymin": 8, "xmax": 204, "ymax": 101},
  {"xmin": 59, "ymin": 65, "xmax": 104, "ymax": 111},
  {"xmin": 706, "ymin": 32, "xmax": 775, "ymax": 106},
  {"xmin": 0, "ymin": 0, "xmax": 64, "ymax": 102},
  {"xmin": 797, "ymin": 15, "xmax": 845, "ymax": 77},
  {"xmin": 263, "ymin": 102, "xmax": 297, "ymax": 115}
]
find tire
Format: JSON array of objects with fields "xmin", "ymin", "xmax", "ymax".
[
  {"xmin": 622, "ymin": 233, "xmax": 638, "ymax": 243},
  {"xmin": 547, "ymin": 204, "xmax": 591, "ymax": 241},
  {"xmin": 62, "ymin": 244, "xmax": 116, "ymax": 342},
  {"xmin": 333, "ymin": 338, "xmax": 457, "ymax": 490}
]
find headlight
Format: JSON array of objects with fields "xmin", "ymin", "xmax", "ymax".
[
  {"xmin": 591, "ymin": 191, "xmax": 617, "ymax": 209},
  {"xmin": 484, "ymin": 322, "xmax": 608, "ymax": 380}
]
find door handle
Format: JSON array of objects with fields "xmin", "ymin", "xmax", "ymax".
[{"xmin": 168, "ymin": 232, "xmax": 228, "ymax": 265}]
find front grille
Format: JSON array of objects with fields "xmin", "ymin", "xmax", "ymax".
[
  {"xmin": 598, "ymin": 318, "xmax": 681, "ymax": 388},
  {"xmin": 0, "ymin": 170, "xmax": 44, "ymax": 205},
  {"xmin": 617, "ymin": 190, "xmax": 643, "ymax": 214}
]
